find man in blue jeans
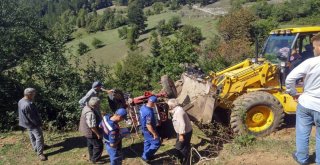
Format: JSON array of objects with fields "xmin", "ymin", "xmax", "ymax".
[
  {"xmin": 140, "ymin": 96, "xmax": 161, "ymax": 163},
  {"xmin": 286, "ymin": 33, "xmax": 320, "ymax": 165}
]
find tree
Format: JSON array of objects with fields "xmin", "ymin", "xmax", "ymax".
[
  {"xmin": 78, "ymin": 42, "xmax": 90, "ymax": 55},
  {"xmin": 0, "ymin": 0, "xmax": 112, "ymax": 131},
  {"xmin": 219, "ymin": 8, "xmax": 257, "ymax": 41},
  {"xmin": 152, "ymin": 37, "xmax": 198, "ymax": 80},
  {"xmin": 168, "ymin": 16, "xmax": 181, "ymax": 31},
  {"xmin": 152, "ymin": 2, "xmax": 164, "ymax": 14},
  {"xmin": 127, "ymin": 0, "xmax": 147, "ymax": 32},
  {"xmin": 157, "ymin": 20, "xmax": 171, "ymax": 36},
  {"xmin": 126, "ymin": 25, "xmax": 139, "ymax": 50},
  {"xmin": 113, "ymin": 52, "xmax": 153, "ymax": 96},
  {"xmin": 150, "ymin": 32, "xmax": 161, "ymax": 57},
  {"xmin": 92, "ymin": 38, "xmax": 104, "ymax": 48},
  {"xmin": 118, "ymin": 26, "xmax": 128, "ymax": 39},
  {"xmin": 177, "ymin": 25, "xmax": 203, "ymax": 45},
  {"xmin": 52, "ymin": 9, "xmax": 76, "ymax": 42}
]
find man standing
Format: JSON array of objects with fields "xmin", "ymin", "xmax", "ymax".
[
  {"xmin": 100, "ymin": 108, "xmax": 128, "ymax": 165},
  {"xmin": 79, "ymin": 81, "xmax": 113, "ymax": 109},
  {"xmin": 167, "ymin": 99, "xmax": 193, "ymax": 165},
  {"xmin": 79, "ymin": 97, "xmax": 104, "ymax": 164},
  {"xmin": 18, "ymin": 88, "xmax": 47, "ymax": 161},
  {"xmin": 140, "ymin": 96, "xmax": 161, "ymax": 163},
  {"xmin": 286, "ymin": 33, "xmax": 320, "ymax": 165}
]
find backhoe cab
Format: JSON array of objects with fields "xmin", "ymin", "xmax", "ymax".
[{"xmin": 176, "ymin": 27, "xmax": 320, "ymax": 136}]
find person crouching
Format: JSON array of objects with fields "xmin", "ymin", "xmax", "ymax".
[
  {"xmin": 167, "ymin": 99, "xmax": 193, "ymax": 165},
  {"xmin": 100, "ymin": 108, "xmax": 127, "ymax": 165},
  {"xmin": 79, "ymin": 97, "xmax": 104, "ymax": 164}
]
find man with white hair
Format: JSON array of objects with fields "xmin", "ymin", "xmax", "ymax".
[
  {"xmin": 79, "ymin": 97, "xmax": 104, "ymax": 164},
  {"xmin": 167, "ymin": 98, "xmax": 193, "ymax": 165},
  {"xmin": 18, "ymin": 88, "xmax": 47, "ymax": 161}
]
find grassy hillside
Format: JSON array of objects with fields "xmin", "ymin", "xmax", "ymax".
[{"xmin": 66, "ymin": 6, "xmax": 219, "ymax": 67}]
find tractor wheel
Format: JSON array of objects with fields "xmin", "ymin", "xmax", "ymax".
[
  {"xmin": 230, "ymin": 91, "xmax": 284, "ymax": 136},
  {"xmin": 161, "ymin": 75, "xmax": 178, "ymax": 98}
]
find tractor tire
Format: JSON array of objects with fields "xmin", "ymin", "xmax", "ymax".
[
  {"xmin": 230, "ymin": 91, "xmax": 284, "ymax": 137},
  {"xmin": 161, "ymin": 75, "xmax": 178, "ymax": 98}
]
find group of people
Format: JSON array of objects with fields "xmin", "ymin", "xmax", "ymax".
[
  {"xmin": 17, "ymin": 33, "xmax": 320, "ymax": 165},
  {"xmin": 77, "ymin": 81, "xmax": 193, "ymax": 165},
  {"xmin": 18, "ymin": 80, "xmax": 193, "ymax": 165}
]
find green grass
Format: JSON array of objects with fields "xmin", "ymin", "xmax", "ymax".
[
  {"xmin": 66, "ymin": 6, "xmax": 219, "ymax": 67},
  {"xmin": 0, "ymin": 124, "xmax": 205, "ymax": 165}
]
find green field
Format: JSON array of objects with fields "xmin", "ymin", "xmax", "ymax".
[{"xmin": 66, "ymin": 6, "xmax": 219, "ymax": 67}]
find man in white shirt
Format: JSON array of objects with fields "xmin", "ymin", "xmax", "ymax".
[
  {"xmin": 167, "ymin": 99, "xmax": 192, "ymax": 165},
  {"xmin": 285, "ymin": 33, "xmax": 320, "ymax": 165}
]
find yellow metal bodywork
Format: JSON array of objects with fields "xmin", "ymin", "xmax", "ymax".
[
  {"xmin": 209, "ymin": 58, "xmax": 299, "ymax": 115},
  {"xmin": 270, "ymin": 26, "xmax": 320, "ymax": 34}
]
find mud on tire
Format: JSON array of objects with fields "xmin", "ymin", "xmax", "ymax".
[{"xmin": 230, "ymin": 91, "xmax": 284, "ymax": 137}]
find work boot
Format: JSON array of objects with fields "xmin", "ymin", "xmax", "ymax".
[{"xmin": 39, "ymin": 154, "xmax": 47, "ymax": 161}]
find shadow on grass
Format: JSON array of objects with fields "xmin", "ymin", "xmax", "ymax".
[
  {"xmin": 282, "ymin": 114, "xmax": 296, "ymax": 129},
  {"xmin": 45, "ymin": 136, "xmax": 87, "ymax": 157},
  {"xmin": 140, "ymin": 27, "xmax": 156, "ymax": 35}
]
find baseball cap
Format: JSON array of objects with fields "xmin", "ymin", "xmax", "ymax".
[
  {"xmin": 115, "ymin": 108, "xmax": 127, "ymax": 120},
  {"xmin": 148, "ymin": 96, "xmax": 157, "ymax": 103},
  {"xmin": 92, "ymin": 81, "xmax": 103, "ymax": 88}
]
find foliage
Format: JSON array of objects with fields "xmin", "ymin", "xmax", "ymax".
[
  {"xmin": 126, "ymin": 25, "xmax": 139, "ymax": 50},
  {"xmin": 118, "ymin": 26, "xmax": 128, "ymax": 39},
  {"xmin": 150, "ymin": 31, "xmax": 161, "ymax": 57},
  {"xmin": 152, "ymin": 34, "xmax": 199, "ymax": 80},
  {"xmin": 0, "ymin": 0, "xmax": 112, "ymax": 131},
  {"xmin": 152, "ymin": 2, "xmax": 164, "ymax": 14},
  {"xmin": 233, "ymin": 134, "xmax": 256, "ymax": 147},
  {"xmin": 219, "ymin": 8, "xmax": 257, "ymax": 42},
  {"xmin": 78, "ymin": 42, "xmax": 90, "ymax": 55},
  {"xmin": 92, "ymin": 38, "xmax": 104, "ymax": 49},
  {"xmin": 127, "ymin": 0, "xmax": 147, "ymax": 32},
  {"xmin": 157, "ymin": 19, "xmax": 172, "ymax": 36},
  {"xmin": 167, "ymin": 16, "xmax": 181, "ymax": 31},
  {"xmin": 177, "ymin": 25, "xmax": 203, "ymax": 45},
  {"xmin": 113, "ymin": 52, "xmax": 153, "ymax": 96},
  {"xmin": 52, "ymin": 10, "xmax": 76, "ymax": 42}
]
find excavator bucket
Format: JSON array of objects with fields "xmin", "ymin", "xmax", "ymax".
[{"xmin": 176, "ymin": 74, "xmax": 217, "ymax": 124}]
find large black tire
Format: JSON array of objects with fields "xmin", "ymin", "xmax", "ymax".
[
  {"xmin": 161, "ymin": 75, "xmax": 178, "ymax": 98},
  {"xmin": 230, "ymin": 91, "xmax": 284, "ymax": 137}
]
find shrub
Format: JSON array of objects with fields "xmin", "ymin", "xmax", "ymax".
[
  {"xmin": 78, "ymin": 42, "xmax": 90, "ymax": 55},
  {"xmin": 92, "ymin": 38, "xmax": 104, "ymax": 49}
]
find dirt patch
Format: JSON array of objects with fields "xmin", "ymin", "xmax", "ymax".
[
  {"xmin": 0, "ymin": 136, "xmax": 18, "ymax": 148},
  {"xmin": 221, "ymin": 151, "xmax": 296, "ymax": 165}
]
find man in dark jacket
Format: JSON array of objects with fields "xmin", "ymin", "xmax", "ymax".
[
  {"xmin": 79, "ymin": 97, "xmax": 104, "ymax": 164},
  {"xmin": 18, "ymin": 88, "xmax": 47, "ymax": 161}
]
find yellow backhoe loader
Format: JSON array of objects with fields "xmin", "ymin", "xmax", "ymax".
[{"xmin": 175, "ymin": 27, "xmax": 320, "ymax": 136}]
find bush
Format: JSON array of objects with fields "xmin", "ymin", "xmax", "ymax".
[
  {"xmin": 152, "ymin": 2, "xmax": 164, "ymax": 14},
  {"xmin": 177, "ymin": 25, "xmax": 203, "ymax": 45},
  {"xmin": 118, "ymin": 26, "xmax": 128, "ymax": 39},
  {"xmin": 78, "ymin": 42, "xmax": 90, "ymax": 55},
  {"xmin": 168, "ymin": 16, "xmax": 181, "ymax": 31},
  {"xmin": 92, "ymin": 38, "xmax": 104, "ymax": 49}
]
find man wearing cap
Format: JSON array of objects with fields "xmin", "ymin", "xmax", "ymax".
[
  {"xmin": 79, "ymin": 81, "xmax": 113, "ymax": 109},
  {"xmin": 100, "ymin": 108, "xmax": 127, "ymax": 165},
  {"xmin": 139, "ymin": 96, "xmax": 161, "ymax": 163},
  {"xmin": 18, "ymin": 88, "xmax": 47, "ymax": 161}
]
